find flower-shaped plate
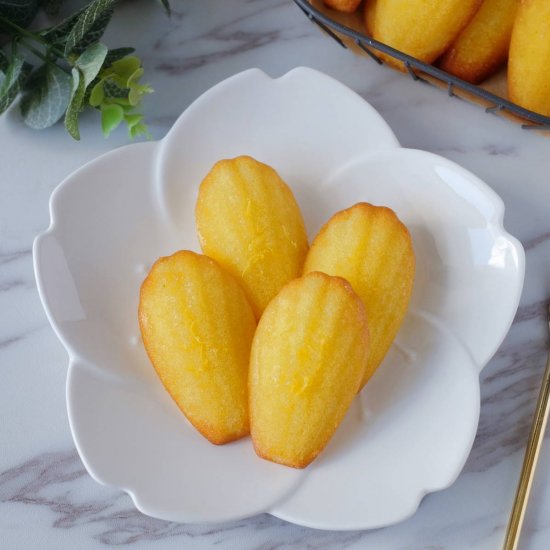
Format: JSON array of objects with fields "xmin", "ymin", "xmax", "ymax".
[{"xmin": 34, "ymin": 67, "xmax": 524, "ymax": 530}]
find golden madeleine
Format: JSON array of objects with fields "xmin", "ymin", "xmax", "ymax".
[
  {"xmin": 196, "ymin": 156, "xmax": 308, "ymax": 317},
  {"xmin": 439, "ymin": 0, "xmax": 519, "ymax": 84},
  {"xmin": 365, "ymin": 0, "xmax": 481, "ymax": 68},
  {"xmin": 323, "ymin": 0, "xmax": 362, "ymax": 13},
  {"xmin": 250, "ymin": 272, "xmax": 369, "ymax": 469},
  {"xmin": 508, "ymin": 0, "xmax": 550, "ymax": 117},
  {"xmin": 304, "ymin": 203, "xmax": 414, "ymax": 388},
  {"xmin": 139, "ymin": 250, "xmax": 256, "ymax": 445}
]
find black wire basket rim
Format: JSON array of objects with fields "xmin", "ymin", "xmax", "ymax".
[{"xmin": 294, "ymin": 0, "xmax": 550, "ymax": 130}]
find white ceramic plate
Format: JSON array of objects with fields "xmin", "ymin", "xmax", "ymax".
[{"xmin": 34, "ymin": 67, "xmax": 524, "ymax": 530}]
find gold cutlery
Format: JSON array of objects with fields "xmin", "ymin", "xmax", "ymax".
[{"xmin": 504, "ymin": 303, "xmax": 550, "ymax": 550}]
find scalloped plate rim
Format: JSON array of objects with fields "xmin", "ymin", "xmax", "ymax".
[{"xmin": 32, "ymin": 67, "xmax": 525, "ymax": 530}]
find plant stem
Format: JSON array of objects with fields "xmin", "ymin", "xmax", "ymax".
[
  {"xmin": 20, "ymin": 40, "xmax": 48, "ymax": 62},
  {"xmin": 20, "ymin": 40, "xmax": 69, "ymax": 74},
  {"xmin": 0, "ymin": 14, "xmax": 44, "ymax": 43},
  {"xmin": 0, "ymin": 14, "xmax": 65, "ymax": 59}
]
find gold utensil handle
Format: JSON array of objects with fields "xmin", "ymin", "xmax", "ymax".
[{"xmin": 503, "ymin": 346, "xmax": 550, "ymax": 550}]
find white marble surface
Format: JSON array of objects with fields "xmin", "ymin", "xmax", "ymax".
[{"xmin": 1, "ymin": 0, "xmax": 549, "ymax": 547}]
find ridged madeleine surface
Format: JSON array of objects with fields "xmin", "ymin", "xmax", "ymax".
[
  {"xmin": 439, "ymin": 0, "xmax": 519, "ymax": 84},
  {"xmin": 250, "ymin": 272, "xmax": 369, "ymax": 469},
  {"xmin": 365, "ymin": 0, "xmax": 481, "ymax": 67},
  {"xmin": 508, "ymin": 0, "xmax": 550, "ymax": 117},
  {"xmin": 139, "ymin": 251, "xmax": 256, "ymax": 445},
  {"xmin": 304, "ymin": 203, "xmax": 415, "ymax": 387},
  {"xmin": 196, "ymin": 156, "xmax": 308, "ymax": 317}
]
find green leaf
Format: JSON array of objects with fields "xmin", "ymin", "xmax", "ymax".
[
  {"xmin": 41, "ymin": 5, "xmax": 86, "ymax": 44},
  {"xmin": 128, "ymin": 81, "xmax": 152, "ymax": 106},
  {"xmin": 107, "ymin": 55, "xmax": 140, "ymax": 82},
  {"xmin": 114, "ymin": 98, "xmax": 132, "ymax": 108},
  {"xmin": 124, "ymin": 113, "xmax": 142, "ymax": 129},
  {"xmin": 103, "ymin": 47, "xmax": 135, "ymax": 67},
  {"xmin": 0, "ymin": 0, "xmax": 38, "ymax": 28},
  {"xmin": 159, "ymin": 0, "xmax": 170, "ymax": 16},
  {"xmin": 129, "ymin": 120, "xmax": 150, "ymax": 140},
  {"xmin": 89, "ymin": 80, "xmax": 104, "ymax": 106},
  {"xmin": 20, "ymin": 64, "xmax": 71, "ymax": 129},
  {"xmin": 102, "ymin": 77, "xmax": 127, "ymax": 99},
  {"xmin": 126, "ymin": 67, "xmax": 144, "ymax": 87},
  {"xmin": 100, "ymin": 102, "xmax": 122, "ymax": 136},
  {"xmin": 75, "ymin": 42, "xmax": 107, "ymax": 87},
  {"xmin": 0, "ymin": 53, "xmax": 32, "ymax": 114},
  {"xmin": 21, "ymin": 63, "xmax": 45, "ymax": 92},
  {"xmin": 0, "ymin": 50, "xmax": 8, "ymax": 72},
  {"xmin": 64, "ymin": 0, "xmax": 116, "ymax": 56},
  {"xmin": 127, "ymin": 84, "xmax": 139, "ymax": 106},
  {"xmin": 64, "ymin": 67, "xmax": 85, "ymax": 140},
  {"xmin": 123, "ymin": 111, "xmax": 150, "ymax": 140}
]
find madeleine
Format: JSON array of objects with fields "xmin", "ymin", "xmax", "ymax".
[
  {"xmin": 508, "ymin": 0, "xmax": 550, "ymax": 117},
  {"xmin": 365, "ymin": 0, "xmax": 481, "ymax": 68},
  {"xmin": 439, "ymin": 0, "xmax": 519, "ymax": 84},
  {"xmin": 196, "ymin": 156, "xmax": 308, "ymax": 317},
  {"xmin": 250, "ymin": 272, "xmax": 369, "ymax": 468},
  {"xmin": 304, "ymin": 203, "xmax": 415, "ymax": 387},
  {"xmin": 139, "ymin": 251, "xmax": 256, "ymax": 444}
]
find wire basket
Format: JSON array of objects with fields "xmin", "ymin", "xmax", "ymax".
[{"xmin": 294, "ymin": 0, "xmax": 550, "ymax": 132}]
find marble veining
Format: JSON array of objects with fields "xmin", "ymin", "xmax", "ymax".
[
  {"xmin": 523, "ymin": 231, "xmax": 550, "ymax": 252},
  {"xmin": 2, "ymin": 0, "xmax": 550, "ymax": 547},
  {"xmin": 513, "ymin": 299, "xmax": 549, "ymax": 323},
  {"xmin": 481, "ymin": 144, "xmax": 518, "ymax": 157},
  {"xmin": 0, "ymin": 248, "xmax": 32, "ymax": 265},
  {"xmin": 0, "ymin": 334, "xmax": 28, "ymax": 351},
  {"xmin": 151, "ymin": 0, "xmax": 302, "ymax": 75},
  {"xmin": 0, "ymin": 279, "xmax": 32, "ymax": 293},
  {"xmin": 0, "ymin": 449, "xmax": 366, "ymax": 546}
]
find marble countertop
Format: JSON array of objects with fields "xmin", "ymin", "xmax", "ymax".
[{"xmin": 2, "ymin": 0, "xmax": 550, "ymax": 548}]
